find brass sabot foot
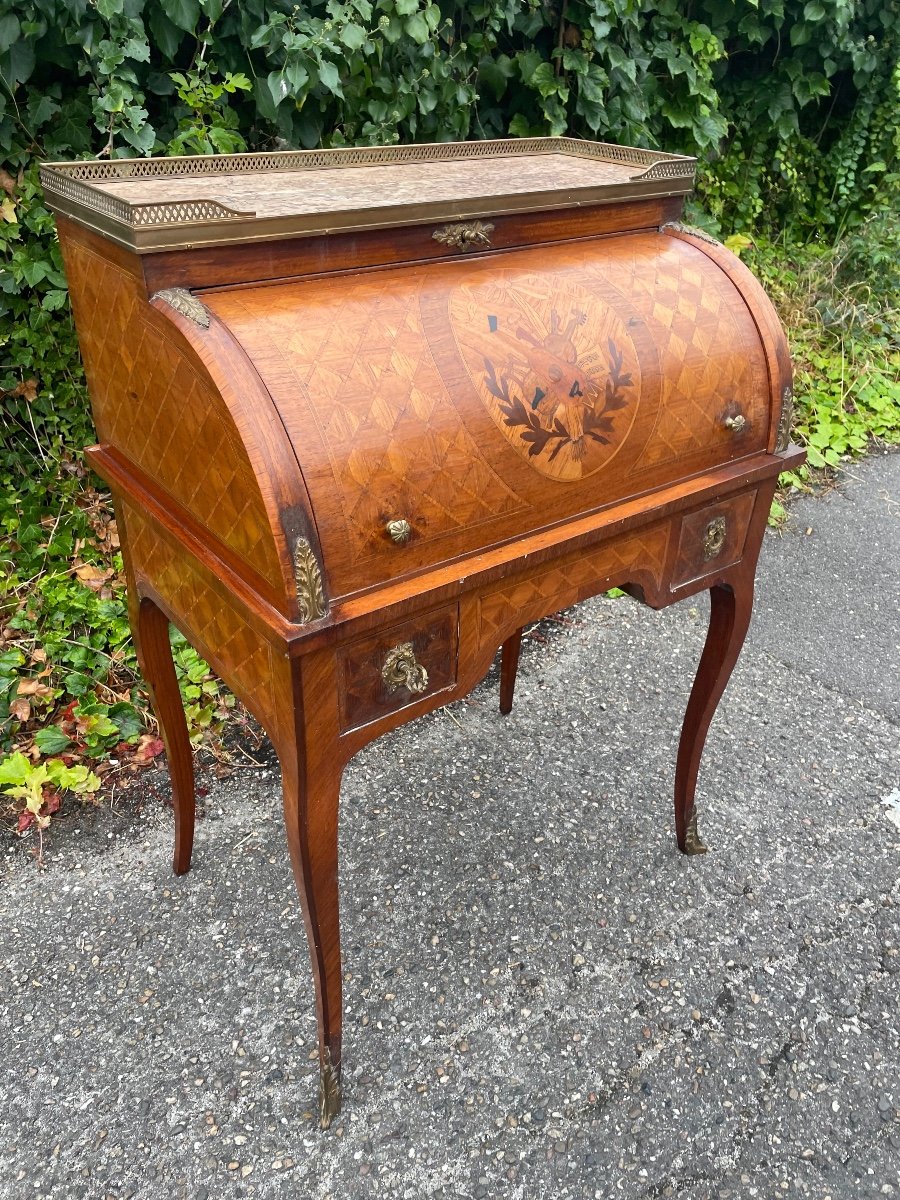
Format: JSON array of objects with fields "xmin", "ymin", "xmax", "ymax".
[
  {"xmin": 319, "ymin": 1049, "xmax": 342, "ymax": 1130},
  {"xmin": 682, "ymin": 806, "xmax": 708, "ymax": 856}
]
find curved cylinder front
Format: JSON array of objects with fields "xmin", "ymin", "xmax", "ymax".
[{"xmin": 203, "ymin": 230, "xmax": 785, "ymax": 600}]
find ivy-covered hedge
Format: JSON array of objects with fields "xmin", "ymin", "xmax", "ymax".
[{"xmin": 2, "ymin": 0, "xmax": 898, "ymax": 230}]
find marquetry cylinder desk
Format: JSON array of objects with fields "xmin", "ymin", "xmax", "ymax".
[{"xmin": 43, "ymin": 138, "xmax": 804, "ymax": 1127}]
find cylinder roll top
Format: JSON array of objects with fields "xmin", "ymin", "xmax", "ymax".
[{"xmin": 203, "ymin": 230, "xmax": 779, "ymax": 600}]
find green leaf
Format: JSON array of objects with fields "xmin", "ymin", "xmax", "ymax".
[
  {"xmin": 317, "ymin": 60, "xmax": 343, "ymax": 97},
  {"xmin": 267, "ymin": 71, "xmax": 291, "ymax": 109},
  {"xmin": 0, "ymin": 752, "xmax": 31, "ymax": 786},
  {"xmin": 122, "ymin": 122, "xmax": 157, "ymax": 155},
  {"xmin": 394, "ymin": 0, "xmax": 419, "ymax": 14},
  {"xmin": 0, "ymin": 13, "xmax": 20, "ymax": 55},
  {"xmin": 790, "ymin": 21, "xmax": 810, "ymax": 45},
  {"xmin": 161, "ymin": 0, "xmax": 199, "ymax": 34},
  {"xmin": 148, "ymin": 6, "xmax": 184, "ymax": 57},
  {"xmin": 340, "ymin": 23, "xmax": 367, "ymax": 51},
  {"xmin": 33, "ymin": 727, "xmax": 73, "ymax": 755},
  {"xmin": 21, "ymin": 259, "xmax": 50, "ymax": 287},
  {"xmin": 82, "ymin": 712, "xmax": 120, "ymax": 739},
  {"xmin": 517, "ymin": 49, "xmax": 543, "ymax": 83},
  {"xmin": 478, "ymin": 53, "xmax": 515, "ymax": 100},
  {"xmin": 0, "ymin": 37, "xmax": 36, "ymax": 88},
  {"xmin": 122, "ymin": 36, "xmax": 151, "ymax": 63},
  {"xmin": 41, "ymin": 289, "xmax": 69, "ymax": 311},
  {"xmin": 724, "ymin": 233, "xmax": 754, "ymax": 256},
  {"xmin": 530, "ymin": 62, "xmax": 562, "ymax": 99},
  {"xmin": 605, "ymin": 43, "xmax": 637, "ymax": 83},
  {"xmin": 108, "ymin": 701, "xmax": 142, "ymax": 741},
  {"xmin": 26, "ymin": 93, "xmax": 60, "ymax": 130},
  {"xmin": 404, "ymin": 12, "xmax": 430, "ymax": 43},
  {"xmin": 285, "ymin": 62, "xmax": 309, "ymax": 91},
  {"xmin": 95, "ymin": 0, "xmax": 124, "ymax": 18},
  {"xmin": 46, "ymin": 760, "xmax": 101, "ymax": 794}
]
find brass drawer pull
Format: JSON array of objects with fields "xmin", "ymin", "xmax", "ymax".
[
  {"xmin": 432, "ymin": 221, "xmax": 494, "ymax": 251},
  {"xmin": 385, "ymin": 518, "xmax": 412, "ymax": 545},
  {"xmin": 723, "ymin": 413, "xmax": 747, "ymax": 434},
  {"xmin": 703, "ymin": 516, "xmax": 727, "ymax": 560},
  {"xmin": 382, "ymin": 643, "xmax": 429, "ymax": 694}
]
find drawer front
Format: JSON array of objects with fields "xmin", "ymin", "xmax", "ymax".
[
  {"xmin": 338, "ymin": 605, "xmax": 458, "ymax": 732},
  {"xmin": 670, "ymin": 491, "xmax": 756, "ymax": 590}
]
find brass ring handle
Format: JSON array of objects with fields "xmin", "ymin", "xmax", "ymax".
[
  {"xmin": 702, "ymin": 516, "xmax": 727, "ymax": 560},
  {"xmin": 724, "ymin": 413, "xmax": 747, "ymax": 434},
  {"xmin": 382, "ymin": 643, "xmax": 429, "ymax": 695},
  {"xmin": 385, "ymin": 518, "xmax": 412, "ymax": 545}
]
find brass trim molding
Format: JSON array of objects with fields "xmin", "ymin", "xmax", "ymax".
[
  {"xmin": 660, "ymin": 220, "xmax": 722, "ymax": 247},
  {"xmin": 294, "ymin": 538, "xmax": 327, "ymax": 623},
  {"xmin": 775, "ymin": 385, "xmax": 794, "ymax": 452},
  {"xmin": 44, "ymin": 137, "xmax": 694, "ymax": 183},
  {"xmin": 40, "ymin": 138, "xmax": 696, "ymax": 253},
  {"xmin": 319, "ymin": 1048, "xmax": 342, "ymax": 1130},
  {"xmin": 151, "ymin": 288, "xmax": 210, "ymax": 328},
  {"xmin": 683, "ymin": 805, "xmax": 708, "ymax": 855}
]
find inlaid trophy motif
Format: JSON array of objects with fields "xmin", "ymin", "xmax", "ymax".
[{"xmin": 450, "ymin": 275, "xmax": 642, "ymax": 481}]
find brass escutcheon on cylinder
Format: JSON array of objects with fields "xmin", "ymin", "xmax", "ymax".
[
  {"xmin": 382, "ymin": 642, "xmax": 429, "ymax": 695},
  {"xmin": 385, "ymin": 518, "xmax": 412, "ymax": 545},
  {"xmin": 432, "ymin": 220, "xmax": 494, "ymax": 251},
  {"xmin": 723, "ymin": 412, "xmax": 747, "ymax": 434},
  {"xmin": 702, "ymin": 516, "xmax": 727, "ymax": 560}
]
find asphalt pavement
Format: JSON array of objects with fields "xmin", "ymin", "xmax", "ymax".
[{"xmin": 2, "ymin": 450, "xmax": 898, "ymax": 1200}]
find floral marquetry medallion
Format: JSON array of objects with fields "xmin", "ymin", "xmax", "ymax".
[{"xmin": 449, "ymin": 274, "xmax": 642, "ymax": 481}]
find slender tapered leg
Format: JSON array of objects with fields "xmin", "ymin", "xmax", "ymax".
[
  {"xmin": 674, "ymin": 577, "xmax": 754, "ymax": 854},
  {"xmin": 136, "ymin": 596, "xmax": 196, "ymax": 875},
  {"xmin": 499, "ymin": 627, "xmax": 524, "ymax": 715},
  {"xmin": 278, "ymin": 737, "xmax": 344, "ymax": 1129}
]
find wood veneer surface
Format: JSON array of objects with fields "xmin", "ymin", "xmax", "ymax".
[{"xmin": 204, "ymin": 231, "xmax": 771, "ymax": 599}]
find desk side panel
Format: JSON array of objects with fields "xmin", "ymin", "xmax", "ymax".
[
  {"xmin": 118, "ymin": 496, "xmax": 295, "ymax": 750},
  {"xmin": 56, "ymin": 218, "xmax": 301, "ymax": 616}
]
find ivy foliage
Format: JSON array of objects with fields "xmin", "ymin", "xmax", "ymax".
[{"xmin": 0, "ymin": 0, "xmax": 897, "ymax": 232}]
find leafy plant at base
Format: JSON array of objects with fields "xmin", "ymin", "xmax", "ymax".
[
  {"xmin": 743, "ymin": 220, "xmax": 900, "ymax": 500},
  {"xmin": 0, "ymin": 752, "xmax": 101, "ymax": 832}
]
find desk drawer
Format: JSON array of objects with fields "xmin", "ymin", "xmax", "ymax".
[
  {"xmin": 670, "ymin": 491, "xmax": 756, "ymax": 590},
  {"xmin": 338, "ymin": 605, "xmax": 458, "ymax": 732}
]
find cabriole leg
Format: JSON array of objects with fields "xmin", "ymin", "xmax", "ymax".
[
  {"xmin": 674, "ymin": 578, "xmax": 754, "ymax": 854},
  {"xmin": 135, "ymin": 595, "xmax": 196, "ymax": 875},
  {"xmin": 499, "ymin": 627, "xmax": 524, "ymax": 714},
  {"xmin": 278, "ymin": 738, "xmax": 344, "ymax": 1129}
]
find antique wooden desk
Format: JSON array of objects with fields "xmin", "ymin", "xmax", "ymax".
[{"xmin": 43, "ymin": 139, "xmax": 804, "ymax": 1127}]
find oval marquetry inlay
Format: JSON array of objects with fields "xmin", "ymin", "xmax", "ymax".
[{"xmin": 449, "ymin": 271, "xmax": 642, "ymax": 482}]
